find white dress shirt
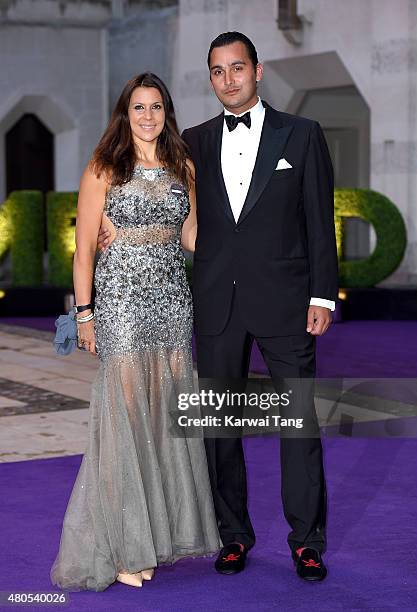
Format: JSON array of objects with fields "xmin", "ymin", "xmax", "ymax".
[
  {"xmin": 221, "ymin": 97, "xmax": 335, "ymax": 312},
  {"xmin": 222, "ymin": 97, "xmax": 265, "ymax": 222}
]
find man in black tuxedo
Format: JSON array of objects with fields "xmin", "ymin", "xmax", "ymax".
[{"xmin": 181, "ymin": 32, "xmax": 338, "ymax": 581}]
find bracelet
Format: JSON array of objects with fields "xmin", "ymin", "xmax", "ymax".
[
  {"xmin": 74, "ymin": 303, "xmax": 93, "ymax": 314},
  {"xmin": 76, "ymin": 312, "xmax": 95, "ymax": 324}
]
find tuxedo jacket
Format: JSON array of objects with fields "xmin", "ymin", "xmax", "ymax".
[{"xmin": 182, "ymin": 101, "xmax": 338, "ymax": 337}]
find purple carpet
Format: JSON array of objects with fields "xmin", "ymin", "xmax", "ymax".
[
  {"xmin": 1, "ymin": 437, "xmax": 417, "ymax": 610},
  {"xmin": 1, "ymin": 319, "xmax": 417, "ymax": 608},
  {"xmin": 0, "ymin": 317, "xmax": 57, "ymax": 332}
]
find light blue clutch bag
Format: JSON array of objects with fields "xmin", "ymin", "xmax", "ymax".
[{"xmin": 53, "ymin": 309, "xmax": 77, "ymax": 355}]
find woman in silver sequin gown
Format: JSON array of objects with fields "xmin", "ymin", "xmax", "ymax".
[{"xmin": 50, "ymin": 74, "xmax": 220, "ymax": 592}]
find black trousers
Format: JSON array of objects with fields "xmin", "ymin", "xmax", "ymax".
[{"xmin": 195, "ymin": 290, "xmax": 327, "ymax": 554}]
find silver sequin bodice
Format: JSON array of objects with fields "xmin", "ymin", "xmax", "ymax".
[{"xmin": 94, "ymin": 166, "xmax": 192, "ymax": 359}]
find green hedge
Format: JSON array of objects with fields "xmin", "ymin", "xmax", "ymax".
[
  {"xmin": 0, "ymin": 199, "xmax": 12, "ymax": 263},
  {"xmin": 9, "ymin": 191, "xmax": 44, "ymax": 285},
  {"xmin": 47, "ymin": 192, "xmax": 77, "ymax": 288},
  {"xmin": 334, "ymin": 188, "xmax": 407, "ymax": 287},
  {"xmin": 0, "ymin": 188, "xmax": 408, "ymax": 290}
]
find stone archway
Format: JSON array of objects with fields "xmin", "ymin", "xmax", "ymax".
[{"xmin": 0, "ymin": 93, "xmax": 78, "ymax": 202}]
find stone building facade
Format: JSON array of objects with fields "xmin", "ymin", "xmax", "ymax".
[{"xmin": 0, "ymin": 0, "xmax": 415, "ymax": 283}]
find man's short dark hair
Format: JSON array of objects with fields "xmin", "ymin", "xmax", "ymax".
[{"xmin": 207, "ymin": 31, "xmax": 259, "ymax": 71}]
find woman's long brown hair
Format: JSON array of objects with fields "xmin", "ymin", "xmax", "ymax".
[{"xmin": 91, "ymin": 73, "xmax": 191, "ymax": 188}]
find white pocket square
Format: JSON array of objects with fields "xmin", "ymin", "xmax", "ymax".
[{"xmin": 275, "ymin": 158, "xmax": 293, "ymax": 170}]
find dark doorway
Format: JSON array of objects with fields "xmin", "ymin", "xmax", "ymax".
[
  {"xmin": 6, "ymin": 113, "xmax": 54, "ymax": 196},
  {"xmin": 5, "ymin": 113, "xmax": 54, "ymax": 251}
]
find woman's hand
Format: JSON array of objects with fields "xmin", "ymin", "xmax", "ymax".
[{"xmin": 77, "ymin": 318, "xmax": 97, "ymax": 355}]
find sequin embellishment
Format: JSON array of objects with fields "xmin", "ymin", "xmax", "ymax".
[{"xmin": 94, "ymin": 166, "xmax": 192, "ymax": 360}]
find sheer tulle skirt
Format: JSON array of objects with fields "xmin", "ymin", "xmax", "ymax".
[{"xmin": 50, "ymin": 349, "xmax": 221, "ymax": 592}]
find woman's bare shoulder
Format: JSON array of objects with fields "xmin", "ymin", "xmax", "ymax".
[{"xmin": 82, "ymin": 160, "xmax": 113, "ymax": 192}]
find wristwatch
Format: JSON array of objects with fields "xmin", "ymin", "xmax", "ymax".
[{"xmin": 74, "ymin": 303, "xmax": 93, "ymax": 314}]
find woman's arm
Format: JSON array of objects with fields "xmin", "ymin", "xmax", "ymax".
[
  {"xmin": 181, "ymin": 159, "xmax": 197, "ymax": 253},
  {"xmin": 73, "ymin": 162, "xmax": 108, "ymax": 354}
]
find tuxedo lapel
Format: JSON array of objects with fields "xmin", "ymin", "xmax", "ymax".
[
  {"xmin": 237, "ymin": 109, "xmax": 293, "ymax": 225},
  {"xmin": 203, "ymin": 114, "xmax": 235, "ymax": 224}
]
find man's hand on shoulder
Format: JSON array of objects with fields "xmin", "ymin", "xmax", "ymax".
[{"xmin": 306, "ymin": 305, "xmax": 332, "ymax": 336}]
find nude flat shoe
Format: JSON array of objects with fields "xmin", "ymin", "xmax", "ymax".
[
  {"xmin": 140, "ymin": 568, "xmax": 155, "ymax": 581},
  {"xmin": 116, "ymin": 572, "xmax": 143, "ymax": 587}
]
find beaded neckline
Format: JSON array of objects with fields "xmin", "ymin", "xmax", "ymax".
[{"xmin": 134, "ymin": 165, "xmax": 165, "ymax": 172}]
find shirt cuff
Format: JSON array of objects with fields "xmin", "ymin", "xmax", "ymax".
[{"xmin": 309, "ymin": 297, "xmax": 336, "ymax": 311}]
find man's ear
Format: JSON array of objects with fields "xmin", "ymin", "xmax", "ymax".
[{"xmin": 255, "ymin": 62, "xmax": 263, "ymax": 84}]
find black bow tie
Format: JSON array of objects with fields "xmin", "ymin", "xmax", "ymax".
[{"xmin": 225, "ymin": 111, "xmax": 251, "ymax": 132}]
